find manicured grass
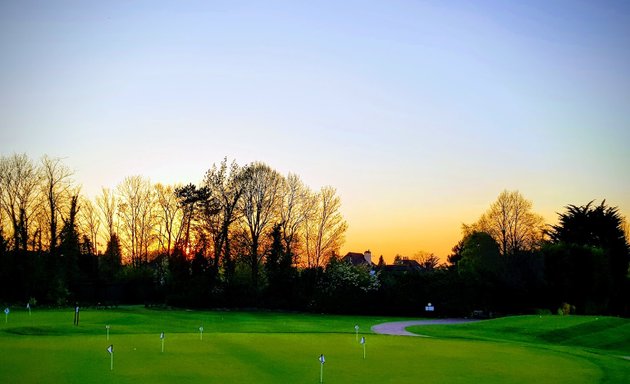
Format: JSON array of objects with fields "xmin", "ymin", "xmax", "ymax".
[
  {"xmin": 407, "ymin": 315, "xmax": 630, "ymax": 354},
  {"xmin": 0, "ymin": 307, "xmax": 628, "ymax": 383},
  {"xmin": 408, "ymin": 315, "xmax": 630, "ymax": 383}
]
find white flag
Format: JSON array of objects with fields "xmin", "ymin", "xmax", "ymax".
[
  {"xmin": 160, "ymin": 332, "xmax": 165, "ymax": 339},
  {"xmin": 354, "ymin": 325, "xmax": 359, "ymax": 331},
  {"xmin": 107, "ymin": 345, "xmax": 113, "ymax": 354},
  {"xmin": 4, "ymin": 308, "xmax": 8, "ymax": 315},
  {"xmin": 319, "ymin": 354, "xmax": 325, "ymax": 364},
  {"xmin": 199, "ymin": 326, "xmax": 204, "ymax": 332},
  {"xmin": 360, "ymin": 337, "xmax": 366, "ymax": 345},
  {"xmin": 26, "ymin": 303, "xmax": 30, "ymax": 310}
]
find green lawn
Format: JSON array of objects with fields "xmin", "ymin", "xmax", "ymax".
[
  {"xmin": 408, "ymin": 315, "xmax": 630, "ymax": 354},
  {"xmin": 0, "ymin": 307, "xmax": 628, "ymax": 383}
]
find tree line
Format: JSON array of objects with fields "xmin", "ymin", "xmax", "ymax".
[
  {"xmin": 1, "ymin": 154, "xmax": 628, "ymax": 316},
  {"xmin": 0, "ymin": 154, "xmax": 347, "ymax": 307},
  {"xmin": 445, "ymin": 191, "xmax": 630, "ymax": 316}
]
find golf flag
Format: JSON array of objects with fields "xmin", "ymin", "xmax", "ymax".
[
  {"xmin": 27, "ymin": 302, "xmax": 31, "ymax": 316},
  {"xmin": 360, "ymin": 336, "xmax": 366, "ymax": 359},
  {"xmin": 160, "ymin": 332, "xmax": 165, "ymax": 352},
  {"xmin": 199, "ymin": 326, "xmax": 204, "ymax": 341},
  {"xmin": 107, "ymin": 345, "xmax": 114, "ymax": 371},
  {"xmin": 4, "ymin": 307, "xmax": 8, "ymax": 323},
  {"xmin": 106, "ymin": 325, "xmax": 110, "ymax": 341},
  {"xmin": 354, "ymin": 324, "xmax": 359, "ymax": 341},
  {"xmin": 360, "ymin": 336, "xmax": 365, "ymax": 344},
  {"xmin": 319, "ymin": 354, "xmax": 325, "ymax": 383}
]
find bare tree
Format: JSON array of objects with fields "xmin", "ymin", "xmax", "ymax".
[
  {"xmin": 154, "ymin": 183, "xmax": 182, "ymax": 256},
  {"xmin": 467, "ymin": 190, "xmax": 544, "ymax": 256},
  {"xmin": 202, "ymin": 158, "xmax": 245, "ymax": 277},
  {"xmin": 40, "ymin": 155, "xmax": 73, "ymax": 253},
  {"xmin": 0, "ymin": 153, "xmax": 41, "ymax": 251},
  {"xmin": 96, "ymin": 187, "xmax": 118, "ymax": 246},
  {"xmin": 79, "ymin": 197, "xmax": 101, "ymax": 254},
  {"xmin": 239, "ymin": 162, "xmax": 283, "ymax": 287},
  {"xmin": 278, "ymin": 173, "xmax": 311, "ymax": 261},
  {"xmin": 117, "ymin": 176, "xmax": 156, "ymax": 266},
  {"xmin": 303, "ymin": 186, "xmax": 348, "ymax": 268},
  {"xmin": 413, "ymin": 250, "xmax": 441, "ymax": 270}
]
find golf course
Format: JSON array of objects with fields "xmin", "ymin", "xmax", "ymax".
[{"xmin": 0, "ymin": 307, "xmax": 628, "ymax": 383}]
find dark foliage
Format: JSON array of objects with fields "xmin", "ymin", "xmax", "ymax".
[
  {"xmin": 0, "ymin": 200, "xmax": 627, "ymax": 318},
  {"xmin": 546, "ymin": 201, "xmax": 629, "ymax": 314}
]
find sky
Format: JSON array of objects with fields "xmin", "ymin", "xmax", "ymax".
[{"xmin": 1, "ymin": 0, "xmax": 629, "ymax": 262}]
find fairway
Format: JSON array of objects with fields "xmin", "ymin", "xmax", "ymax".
[{"xmin": 0, "ymin": 307, "xmax": 628, "ymax": 383}]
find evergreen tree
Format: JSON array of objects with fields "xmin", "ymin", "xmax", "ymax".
[
  {"xmin": 547, "ymin": 201, "xmax": 630, "ymax": 314},
  {"xmin": 265, "ymin": 224, "xmax": 296, "ymax": 307},
  {"xmin": 102, "ymin": 234, "xmax": 122, "ymax": 281}
]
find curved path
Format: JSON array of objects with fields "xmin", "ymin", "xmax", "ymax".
[{"xmin": 372, "ymin": 319, "xmax": 477, "ymax": 336}]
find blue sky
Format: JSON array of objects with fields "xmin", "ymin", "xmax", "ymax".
[{"xmin": 1, "ymin": 0, "xmax": 629, "ymax": 259}]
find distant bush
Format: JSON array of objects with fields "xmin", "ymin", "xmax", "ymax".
[
  {"xmin": 532, "ymin": 308, "xmax": 552, "ymax": 315},
  {"xmin": 557, "ymin": 302, "xmax": 576, "ymax": 315}
]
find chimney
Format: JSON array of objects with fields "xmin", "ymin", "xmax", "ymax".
[{"xmin": 364, "ymin": 250, "xmax": 372, "ymax": 264}]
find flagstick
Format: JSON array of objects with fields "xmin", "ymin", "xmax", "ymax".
[
  {"xmin": 360, "ymin": 337, "xmax": 366, "ymax": 359},
  {"xmin": 161, "ymin": 338, "xmax": 165, "ymax": 352},
  {"xmin": 319, "ymin": 354, "xmax": 326, "ymax": 383},
  {"xmin": 107, "ymin": 345, "xmax": 114, "ymax": 371},
  {"xmin": 106, "ymin": 325, "xmax": 110, "ymax": 341}
]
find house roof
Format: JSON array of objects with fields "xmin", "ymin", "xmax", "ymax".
[
  {"xmin": 342, "ymin": 252, "xmax": 374, "ymax": 266},
  {"xmin": 379, "ymin": 259, "xmax": 424, "ymax": 273},
  {"xmin": 395, "ymin": 259, "xmax": 422, "ymax": 269}
]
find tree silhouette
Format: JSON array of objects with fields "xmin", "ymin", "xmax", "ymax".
[
  {"xmin": 202, "ymin": 158, "xmax": 245, "ymax": 283},
  {"xmin": 0, "ymin": 153, "xmax": 40, "ymax": 251},
  {"xmin": 239, "ymin": 162, "xmax": 282, "ymax": 289},
  {"xmin": 41, "ymin": 155, "xmax": 73, "ymax": 254},
  {"xmin": 547, "ymin": 201, "xmax": 629, "ymax": 314},
  {"xmin": 467, "ymin": 190, "xmax": 544, "ymax": 256}
]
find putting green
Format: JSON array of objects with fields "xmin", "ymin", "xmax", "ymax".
[{"xmin": 0, "ymin": 308, "xmax": 627, "ymax": 383}]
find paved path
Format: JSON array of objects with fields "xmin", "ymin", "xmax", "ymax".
[{"xmin": 371, "ymin": 319, "xmax": 477, "ymax": 336}]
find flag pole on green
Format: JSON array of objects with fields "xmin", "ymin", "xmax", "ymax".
[
  {"xmin": 319, "ymin": 354, "xmax": 325, "ymax": 383},
  {"xmin": 160, "ymin": 332, "xmax": 165, "ymax": 352},
  {"xmin": 199, "ymin": 325, "xmax": 204, "ymax": 341},
  {"xmin": 4, "ymin": 308, "xmax": 9, "ymax": 323},
  {"xmin": 354, "ymin": 324, "xmax": 359, "ymax": 341},
  {"xmin": 26, "ymin": 303, "xmax": 31, "ymax": 316},
  {"xmin": 360, "ymin": 336, "xmax": 366, "ymax": 359},
  {"xmin": 107, "ymin": 345, "xmax": 114, "ymax": 370},
  {"xmin": 106, "ymin": 325, "xmax": 110, "ymax": 341}
]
